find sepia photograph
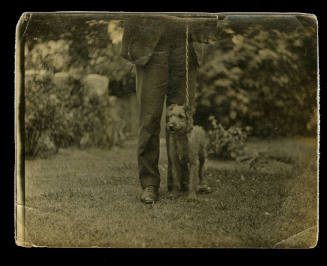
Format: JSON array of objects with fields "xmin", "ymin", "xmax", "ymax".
[{"xmin": 15, "ymin": 12, "xmax": 318, "ymax": 248}]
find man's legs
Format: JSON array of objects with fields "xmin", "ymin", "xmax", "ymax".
[{"xmin": 135, "ymin": 51, "xmax": 169, "ymax": 191}]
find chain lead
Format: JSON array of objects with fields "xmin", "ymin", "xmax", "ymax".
[{"xmin": 185, "ymin": 23, "xmax": 189, "ymax": 108}]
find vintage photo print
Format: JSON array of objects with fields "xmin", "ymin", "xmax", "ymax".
[{"xmin": 15, "ymin": 12, "xmax": 318, "ymax": 248}]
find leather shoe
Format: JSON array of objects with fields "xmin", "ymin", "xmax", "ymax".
[{"xmin": 141, "ymin": 186, "xmax": 159, "ymax": 204}]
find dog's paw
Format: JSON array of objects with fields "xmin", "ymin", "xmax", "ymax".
[
  {"xmin": 186, "ymin": 192, "xmax": 197, "ymax": 201},
  {"xmin": 167, "ymin": 190, "xmax": 180, "ymax": 200}
]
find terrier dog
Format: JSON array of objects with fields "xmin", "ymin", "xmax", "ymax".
[{"xmin": 166, "ymin": 104, "xmax": 210, "ymax": 199}]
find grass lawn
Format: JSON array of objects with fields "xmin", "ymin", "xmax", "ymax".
[{"xmin": 24, "ymin": 137, "xmax": 318, "ymax": 248}]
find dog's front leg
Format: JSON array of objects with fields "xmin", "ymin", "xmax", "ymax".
[
  {"xmin": 171, "ymin": 161, "xmax": 182, "ymax": 197},
  {"xmin": 188, "ymin": 160, "xmax": 199, "ymax": 200},
  {"xmin": 168, "ymin": 136, "xmax": 181, "ymax": 198}
]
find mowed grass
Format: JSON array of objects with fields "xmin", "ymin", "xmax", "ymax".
[{"xmin": 24, "ymin": 137, "xmax": 318, "ymax": 248}]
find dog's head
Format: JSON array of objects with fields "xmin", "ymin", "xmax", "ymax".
[{"xmin": 166, "ymin": 104, "xmax": 193, "ymax": 134}]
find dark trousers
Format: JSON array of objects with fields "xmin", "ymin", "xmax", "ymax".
[{"xmin": 135, "ymin": 26, "xmax": 198, "ymax": 189}]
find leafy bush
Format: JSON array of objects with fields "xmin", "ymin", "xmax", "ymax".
[
  {"xmin": 26, "ymin": 40, "xmax": 71, "ymax": 72},
  {"xmin": 207, "ymin": 116, "xmax": 248, "ymax": 159},
  {"xmin": 24, "ymin": 71, "xmax": 56, "ymax": 157},
  {"xmin": 195, "ymin": 16, "xmax": 317, "ymax": 137},
  {"xmin": 25, "ymin": 69, "xmax": 125, "ymax": 157},
  {"xmin": 24, "ymin": 22, "xmax": 133, "ymax": 158}
]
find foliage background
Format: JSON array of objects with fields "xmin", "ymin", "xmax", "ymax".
[
  {"xmin": 195, "ymin": 15, "xmax": 317, "ymax": 137},
  {"xmin": 22, "ymin": 14, "xmax": 318, "ymax": 158}
]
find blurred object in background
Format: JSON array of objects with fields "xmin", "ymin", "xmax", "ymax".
[
  {"xmin": 107, "ymin": 20, "xmax": 123, "ymax": 45},
  {"xmin": 105, "ymin": 96, "xmax": 126, "ymax": 147},
  {"xmin": 82, "ymin": 74, "xmax": 109, "ymax": 98}
]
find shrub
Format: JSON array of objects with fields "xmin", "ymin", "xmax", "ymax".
[
  {"xmin": 207, "ymin": 116, "xmax": 248, "ymax": 159},
  {"xmin": 24, "ymin": 35, "xmax": 131, "ymax": 158},
  {"xmin": 196, "ymin": 17, "xmax": 317, "ymax": 137},
  {"xmin": 25, "ymin": 71, "xmax": 81, "ymax": 157},
  {"xmin": 25, "ymin": 70, "xmax": 125, "ymax": 157},
  {"xmin": 25, "ymin": 71, "xmax": 58, "ymax": 157}
]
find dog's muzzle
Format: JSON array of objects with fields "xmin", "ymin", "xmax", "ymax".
[
  {"xmin": 167, "ymin": 122, "xmax": 178, "ymax": 131},
  {"xmin": 168, "ymin": 124, "xmax": 175, "ymax": 130}
]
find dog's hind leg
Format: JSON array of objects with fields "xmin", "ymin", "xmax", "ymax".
[
  {"xmin": 199, "ymin": 151, "xmax": 205, "ymax": 185},
  {"xmin": 198, "ymin": 148, "xmax": 212, "ymax": 194}
]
